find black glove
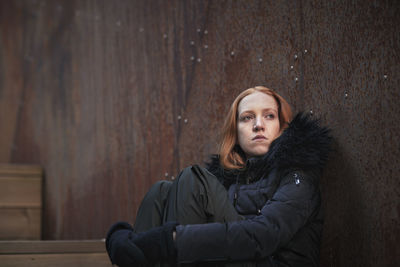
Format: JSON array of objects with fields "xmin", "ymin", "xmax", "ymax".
[
  {"xmin": 133, "ymin": 221, "xmax": 178, "ymax": 266},
  {"xmin": 105, "ymin": 222, "xmax": 148, "ymax": 266}
]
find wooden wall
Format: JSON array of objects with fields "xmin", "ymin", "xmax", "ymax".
[{"xmin": 0, "ymin": 0, "xmax": 399, "ymax": 266}]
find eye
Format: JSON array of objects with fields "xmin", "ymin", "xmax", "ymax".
[
  {"xmin": 240, "ymin": 114, "xmax": 253, "ymax": 122},
  {"xmin": 265, "ymin": 113, "xmax": 275, "ymax": 119}
]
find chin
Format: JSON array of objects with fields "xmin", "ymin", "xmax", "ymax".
[{"xmin": 248, "ymin": 148, "xmax": 269, "ymax": 157}]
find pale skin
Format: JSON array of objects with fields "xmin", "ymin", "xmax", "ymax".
[{"xmin": 237, "ymin": 92, "xmax": 281, "ymax": 158}]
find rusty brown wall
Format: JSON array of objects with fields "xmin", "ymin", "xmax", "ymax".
[
  {"xmin": 0, "ymin": 0, "xmax": 399, "ymax": 266},
  {"xmin": 301, "ymin": 1, "xmax": 400, "ymax": 266}
]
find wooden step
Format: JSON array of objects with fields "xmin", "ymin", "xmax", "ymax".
[
  {"xmin": 0, "ymin": 164, "xmax": 43, "ymax": 240},
  {"xmin": 0, "ymin": 240, "xmax": 110, "ymax": 267}
]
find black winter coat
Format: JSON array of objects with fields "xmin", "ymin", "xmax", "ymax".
[{"xmin": 175, "ymin": 113, "xmax": 332, "ymax": 266}]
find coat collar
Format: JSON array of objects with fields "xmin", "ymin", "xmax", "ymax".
[{"xmin": 206, "ymin": 112, "xmax": 333, "ymax": 187}]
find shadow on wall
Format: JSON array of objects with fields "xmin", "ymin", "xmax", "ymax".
[{"xmin": 320, "ymin": 140, "xmax": 369, "ymax": 267}]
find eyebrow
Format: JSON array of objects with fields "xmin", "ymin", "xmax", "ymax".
[{"xmin": 239, "ymin": 108, "xmax": 277, "ymax": 114}]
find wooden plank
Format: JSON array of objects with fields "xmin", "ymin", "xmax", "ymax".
[
  {"xmin": 0, "ymin": 164, "xmax": 43, "ymax": 177},
  {"xmin": 0, "ymin": 164, "xmax": 42, "ymax": 240},
  {"xmin": 0, "ymin": 177, "xmax": 42, "ymax": 207},
  {"xmin": 0, "ymin": 240, "xmax": 106, "ymax": 254},
  {"xmin": 0, "ymin": 208, "xmax": 41, "ymax": 240},
  {"xmin": 0, "ymin": 240, "xmax": 110, "ymax": 267},
  {"xmin": 0, "ymin": 253, "xmax": 110, "ymax": 267}
]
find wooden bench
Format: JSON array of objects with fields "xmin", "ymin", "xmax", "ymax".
[
  {"xmin": 0, "ymin": 165, "xmax": 110, "ymax": 266},
  {"xmin": 0, "ymin": 164, "xmax": 42, "ymax": 240},
  {"xmin": 0, "ymin": 164, "xmax": 43, "ymax": 240},
  {"xmin": 0, "ymin": 240, "xmax": 110, "ymax": 266}
]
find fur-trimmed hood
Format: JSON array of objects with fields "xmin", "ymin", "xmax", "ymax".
[{"xmin": 206, "ymin": 112, "xmax": 333, "ymax": 188}]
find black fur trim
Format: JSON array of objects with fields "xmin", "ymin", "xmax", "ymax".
[{"xmin": 206, "ymin": 112, "xmax": 333, "ymax": 187}]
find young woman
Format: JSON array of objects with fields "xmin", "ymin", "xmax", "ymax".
[{"xmin": 106, "ymin": 86, "xmax": 332, "ymax": 266}]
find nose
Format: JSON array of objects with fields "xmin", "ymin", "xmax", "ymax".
[{"xmin": 253, "ymin": 116, "xmax": 265, "ymax": 131}]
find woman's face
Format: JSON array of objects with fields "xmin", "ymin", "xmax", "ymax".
[{"xmin": 237, "ymin": 92, "xmax": 281, "ymax": 158}]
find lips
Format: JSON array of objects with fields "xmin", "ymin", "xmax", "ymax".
[{"xmin": 252, "ymin": 135, "xmax": 267, "ymax": 140}]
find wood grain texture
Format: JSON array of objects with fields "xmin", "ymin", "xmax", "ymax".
[
  {"xmin": 0, "ymin": 240, "xmax": 105, "ymax": 254},
  {"xmin": 0, "ymin": 164, "xmax": 42, "ymax": 239},
  {"xmin": 0, "ymin": 164, "xmax": 43, "ymax": 177},
  {"xmin": 0, "ymin": 208, "xmax": 41, "ymax": 240},
  {"xmin": 0, "ymin": 0, "xmax": 399, "ymax": 266},
  {"xmin": 0, "ymin": 178, "xmax": 41, "ymax": 207},
  {"xmin": 0, "ymin": 253, "xmax": 109, "ymax": 267},
  {"xmin": 0, "ymin": 240, "xmax": 109, "ymax": 267}
]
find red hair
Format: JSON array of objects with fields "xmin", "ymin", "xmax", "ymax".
[{"xmin": 219, "ymin": 86, "xmax": 293, "ymax": 169}]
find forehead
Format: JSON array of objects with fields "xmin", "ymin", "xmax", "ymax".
[{"xmin": 238, "ymin": 92, "xmax": 278, "ymax": 113}]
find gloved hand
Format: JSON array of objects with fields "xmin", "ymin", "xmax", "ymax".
[
  {"xmin": 105, "ymin": 222, "xmax": 148, "ymax": 266},
  {"xmin": 106, "ymin": 221, "xmax": 178, "ymax": 266},
  {"xmin": 133, "ymin": 221, "xmax": 178, "ymax": 266}
]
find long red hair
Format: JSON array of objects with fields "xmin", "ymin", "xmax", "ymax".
[{"xmin": 219, "ymin": 86, "xmax": 293, "ymax": 169}]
